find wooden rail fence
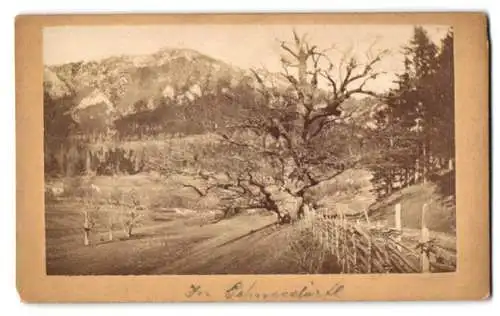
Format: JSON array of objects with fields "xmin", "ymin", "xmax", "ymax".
[{"xmin": 299, "ymin": 203, "xmax": 456, "ymax": 273}]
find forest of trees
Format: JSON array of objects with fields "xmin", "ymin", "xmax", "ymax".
[
  {"xmin": 43, "ymin": 74, "xmax": 258, "ymax": 177},
  {"xmin": 113, "ymin": 78, "xmax": 256, "ymax": 139},
  {"xmin": 366, "ymin": 27, "xmax": 455, "ymax": 198}
]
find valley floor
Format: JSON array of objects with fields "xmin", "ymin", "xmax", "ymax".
[
  {"xmin": 45, "ymin": 172, "xmax": 456, "ymax": 275},
  {"xmin": 46, "ymin": 204, "xmax": 338, "ymax": 275}
]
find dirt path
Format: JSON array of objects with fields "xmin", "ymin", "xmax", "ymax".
[
  {"xmin": 46, "ymin": 213, "xmax": 301, "ymax": 275},
  {"xmin": 152, "ymin": 218, "xmax": 293, "ymax": 274}
]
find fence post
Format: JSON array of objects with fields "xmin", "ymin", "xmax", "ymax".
[
  {"xmin": 334, "ymin": 218, "xmax": 340, "ymax": 264},
  {"xmin": 367, "ymin": 235, "xmax": 372, "ymax": 273},
  {"xmin": 107, "ymin": 215, "xmax": 114, "ymax": 241},
  {"xmin": 83, "ymin": 211, "xmax": 90, "ymax": 246},
  {"xmin": 421, "ymin": 203, "xmax": 430, "ymax": 273},
  {"xmin": 85, "ymin": 149, "xmax": 92, "ymax": 175},
  {"xmin": 329, "ymin": 220, "xmax": 334, "ymax": 255},
  {"xmin": 351, "ymin": 230, "xmax": 357, "ymax": 273},
  {"xmin": 395, "ymin": 203, "xmax": 402, "ymax": 231},
  {"xmin": 330, "ymin": 220, "xmax": 335, "ymax": 255},
  {"xmin": 317, "ymin": 224, "xmax": 323, "ymax": 245},
  {"xmin": 383, "ymin": 236, "xmax": 392, "ymax": 273},
  {"xmin": 363, "ymin": 208, "xmax": 371, "ymax": 225},
  {"xmin": 310, "ymin": 214, "xmax": 315, "ymax": 238},
  {"xmin": 343, "ymin": 217, "xmax": 349, "ymax": 273},
  {"xmin": 395, "ymin": 203, "xmax": 402, "ymax": 251}
]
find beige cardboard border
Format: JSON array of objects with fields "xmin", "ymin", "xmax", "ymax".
[{"xmin": 16, "ymin": 13, "xmax": 490, "ymax": 302}]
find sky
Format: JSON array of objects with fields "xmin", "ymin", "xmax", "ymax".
[{"xmin": 44, "ymin": 24, "xmax": 450, "ymax": 92}]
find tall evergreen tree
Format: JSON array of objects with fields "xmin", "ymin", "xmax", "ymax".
[
  {"xmin": 366, "ymin": 26, "xmax": 454, "ymax": 198},
  {"xmin": 431, "ymin": 30, "xmax": 455, "ymax": 168},
  {"xmin": 403, "ymin": 26, "xmax": 439, "ymax": 182}
]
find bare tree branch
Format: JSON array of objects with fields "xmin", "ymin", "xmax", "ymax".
[
  {"xmin": 148, "ymin": 30, "xmax": 389, "ymax": 223},
  {"xmin": 280, "ymin": 41, "xmax": 299, "ymax": 59},
  {"xmin": 181, "ymin": 184, "xmax": 207, "ymax": 197}
]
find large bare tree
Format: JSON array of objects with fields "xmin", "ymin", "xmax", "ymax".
[{"xmin": 152, "ymin": 31, "xmax": 388, "ymax": 223}]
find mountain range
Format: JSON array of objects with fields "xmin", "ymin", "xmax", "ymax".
[{"xmin": 43, "ymin": 47, "xmax": 380, "ymax": 137}]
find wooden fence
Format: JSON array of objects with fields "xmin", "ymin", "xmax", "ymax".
[{"xmin": 300, "ymin": 203, "xmax": 456, "ymax": 273}]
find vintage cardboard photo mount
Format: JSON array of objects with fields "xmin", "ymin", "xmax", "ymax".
[{"xmin": 16, "ymin": 13, "xmax": 490, "ymax": 302}]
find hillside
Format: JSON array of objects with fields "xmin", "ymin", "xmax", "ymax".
[
  {"xmin": 45, "ymin": 49, "xmax": 266, "ymax": 141},
  {"xmin": 46, "ymin": 48, "xmax": 247, "ymax": 113},
  {"xmin": 44, "ymin": 46, "xmax": 382, "ymax": 139},
  {"xmin": 367, "ymin": 171, "xmax": 456, "ymax": 234},
  {"xmin": 43, "ymin": 45, "xmax": 384, "ymax": 180}
]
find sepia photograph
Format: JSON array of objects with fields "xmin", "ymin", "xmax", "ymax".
[{"xmin": 42, "ymin": 23, "xmax": 457, "ymax": 276}]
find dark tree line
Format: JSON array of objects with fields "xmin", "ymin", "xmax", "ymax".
[
  {"xmin": 43, "ymin": 67, "xmax": 251, "ymax": 177},
  {"xmin": 366, "ymin": 27, "xmax": 455, "ymax": 198},
  {"xmin": 44, "ymin": 88, "xmax": 146, "ymax": 177},
  {"xmin": 113, "ymin": 78, "xmax": 256, "ymax": 140},
  {"xmin": 44, "ymin": 143, "xmax": 147, "ymax": 177}
]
